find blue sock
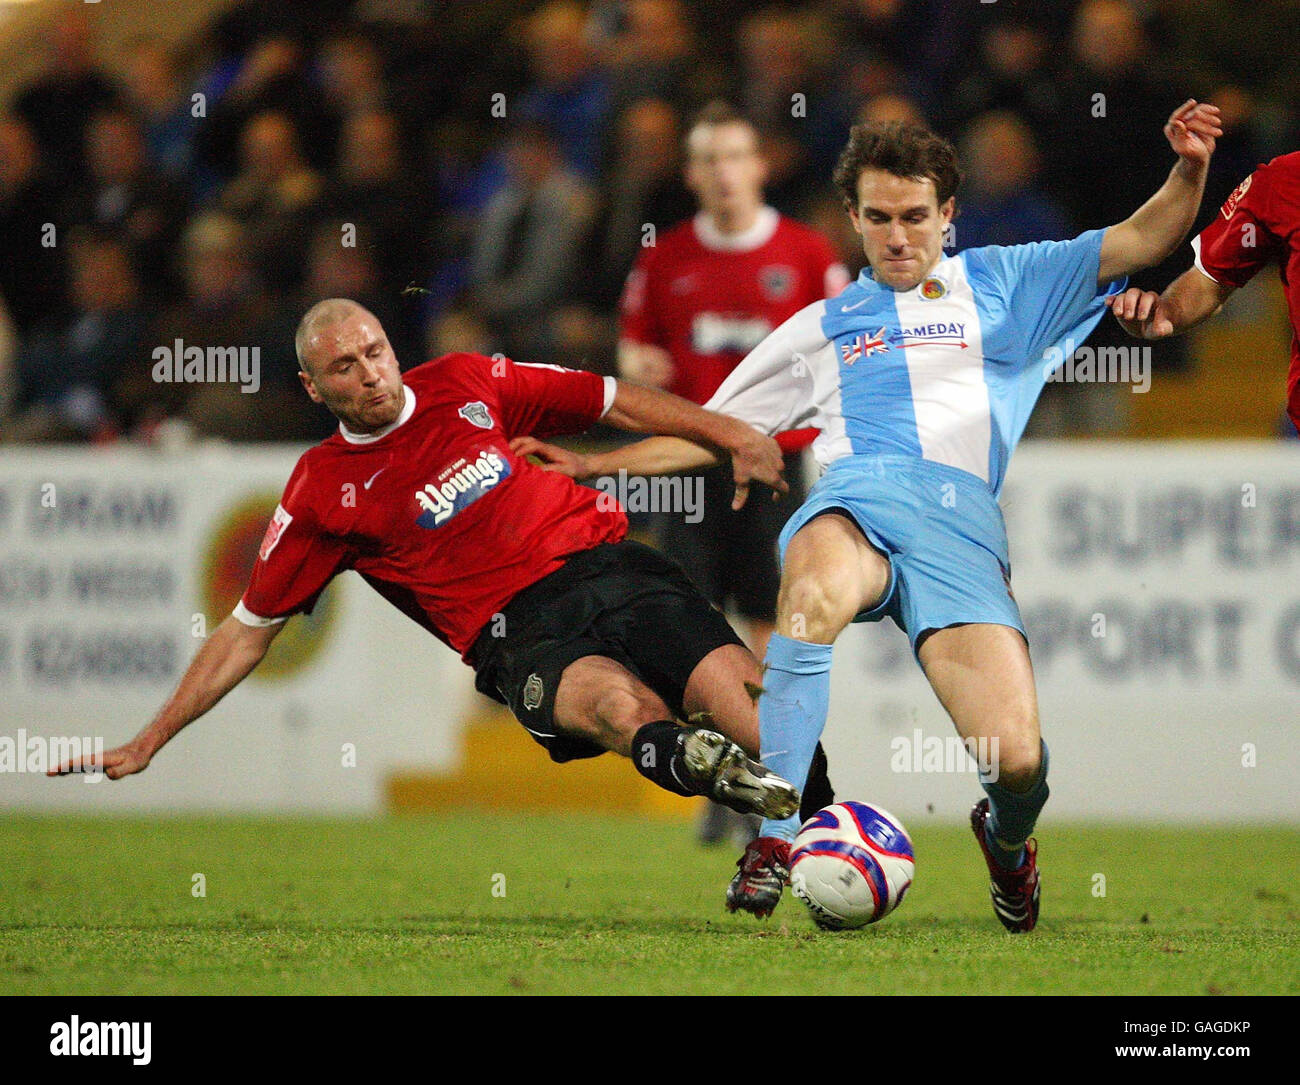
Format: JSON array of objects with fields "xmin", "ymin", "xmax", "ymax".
[
  {"xmin": 757, "ymin": 634, "xmax": 834, "ymax": 842},
  {"xmin": 981, "ymin": 739, "xmax": 1050, "ymax": 870}
]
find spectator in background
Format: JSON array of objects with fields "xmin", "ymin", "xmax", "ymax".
[
  {"xmin": 71, "ymin": 107, "xmax": 189, "ymax": 305},
  {"xmin": 219, "ymin": 110, "xmax": 325, "ymax": 293},
  {"xmin": 325, "ymin": 110, "xmax": 429, "ymax": 305},
  {"xmin": 426, "ymin": 303, "xmax": 496, "ymax": 361},
  {"xmin": 468, "ymin": 120, "xmax": 595, "ymax": 363},
  {"xmin": 1050, "ymin": 0, "xmax": 1179, "ymax": 231},
  {"xmin": 940, "ymin": 13, "xmax": 1064, "ymax": 138},
  {"xmin": 12, "ymin": 4, "xmax": 119, "ymax": 190},
  {"xmin": 1045, "ymin": 0, "xmax": 1189, "ymax": 388},
  {"xmin": 515, "ymin": 1, "xmax": 612, "ymax": 181},
  {"xmin": 317, "ymin": 29, "xmax": 389, "ymax": 119},
  {"xmin": 954, "ymin": 111, "xmax": 1068, "ymax": 250},
  {"xmin": 825, "ymin": 0, "xmax": 980, "ymax": 119},
  {"xmin": 315, "ymin": 28, "xmax": 424, "ymax": 174},
  {"xmin": 856, "ymin": 92, "xmax": 928, "ymax": 129},
  {"xmin": 6, "ymin": 229, "xmax": 144, "ymax": 443},
  {"xmin": 602, "ymin": 0, "xmax": 722, "ymax": 117},
  {"xmin": 195, "ymin": 33, "xmax": 331, "ymax": 183},
  {"xmin": 583, "ymin": 97, "xmax": 694, "ymax": 310},
  {"xmin": 120, "ymin": 37, "xmax": 200, "ymax": 181},
  {"xmin": 1161, "ymin": 0, "xmax": 1299, "ymax": 154},
  {"xmin": 0, "ymin": 115, "xmax": 67, "ymax": 339},
  {"xmin": 735, "ymin": 8, "xmax": 851, "ymax": 218},
  {"xmin": 113, "ymin": 213, "xmax": 270, "ymax": 440}
]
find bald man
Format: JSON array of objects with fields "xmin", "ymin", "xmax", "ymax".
[{"xmin": 52, "ymin": 299, "xmax": 834, "ymax": 852}]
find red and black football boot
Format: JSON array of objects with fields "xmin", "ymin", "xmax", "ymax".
[
  {"xmin": 970, "ymin": 798, "xmax": 1041, "ymax": 933},
  {"xmin": 725, "ymin": 836, "xmax": 791, "ymax": 918}
]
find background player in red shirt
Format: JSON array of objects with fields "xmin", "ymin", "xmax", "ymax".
[
  {"xmin": 50, "ymin": 298, "xmax": 813, "ymax": 839},
  {"xmin": 620, "ymin": 102, "xmax": 848, "ymax": 843},
  {"xmin": 1106, "ymin": 151, "xmax": 1300, "ymax": 433},
  {"xmin": 620, "ymin": 100, "xmax": 849, "ymax": 654}
]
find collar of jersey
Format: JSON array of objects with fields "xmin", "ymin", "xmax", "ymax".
[
  {"xmin": 693, "ymin": 205, "xmax": 778, "ymax": 252},
  {"xmin": 339, "ymin": 386, "xmax": 417, "ymax": 445}
]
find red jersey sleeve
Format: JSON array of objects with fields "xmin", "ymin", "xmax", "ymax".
[
  {"xmin": 236, "ymin": 459, "xmax": 353, "ymax": 624},
  {"xmin": 618, "ymin": 247, "xmax": 662, "ymax": 346},
  {"xmin": 809, "ymin": 233, "xmax": 851, "ymax": 300},
  {"xmin": 483, "ymin": 355, "xmax": 611, "ymax": 439},
  {"xmin": 1193, "ymin": 164, "xmax": 1283, "ymax": 288}
]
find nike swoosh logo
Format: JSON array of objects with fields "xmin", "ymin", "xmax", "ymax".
[
  {"xmin": 363, "ymin": 468, "xmax": 387, "ymax": 489},
  {"xmin": 760, "ymin": 750, "xmax": 789, "ymax": 760},
  {"xmin": 840, "ymin": 298, "xmax": 868, "ymax": 312}
]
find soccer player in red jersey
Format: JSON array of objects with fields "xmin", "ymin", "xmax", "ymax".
[
  {"xmin": 1106, "ymin": 151, "xmax": 1300, "ymax": 433},
  {"xmin": 621, "ymin": 102, "xmax": 849, "ymax": 842},
  {"xmin": 49, "ymin": 298, "xmax": 805, "ymax": 829}
]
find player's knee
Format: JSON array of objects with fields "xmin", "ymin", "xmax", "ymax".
[
  {"xmin": 777, "ymin": 569, "xmax": 857, "ymax": 641},
  {"xmin": 990, "ymin": 728, "xmax": 1043, "ymax": 791}
]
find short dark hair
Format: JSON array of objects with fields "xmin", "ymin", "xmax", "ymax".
[{"xmin": 832, "ymin": 122, "xmax": 963, "ymax": 210}]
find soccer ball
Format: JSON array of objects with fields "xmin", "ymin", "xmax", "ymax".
[{"xmin": 789, "ymin": 801, "xmax": 915, "ymax": 930}]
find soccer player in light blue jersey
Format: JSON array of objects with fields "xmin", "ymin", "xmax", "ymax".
[{"xmin": 513, "ymin": 99, "xmax": 1222, "ymax": 931}]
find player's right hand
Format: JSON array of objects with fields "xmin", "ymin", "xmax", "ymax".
[
  {"xmin": 727, "ymin": 427, "xmax": 788, "ymax": 511},
  {"xmin": 1105, "ymin": 287, "xmax": 1174, "ymax": 339},
  {"xmin": 47, "ymin": 741, "xmax": 152, "ymax": 780},
  {"xmin": 510, "ymin": 436, "xmax": 590, "ymax": 479}
]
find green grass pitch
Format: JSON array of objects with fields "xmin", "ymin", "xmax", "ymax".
[{"xmin": 2, "ymin": 813, "xmax": 1296, "ymax": 995}]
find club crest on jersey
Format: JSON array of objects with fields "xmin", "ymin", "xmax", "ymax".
[
  {"xmin": 840, "ymin": 327, "xmax": 890, "ymax": 365},
  {"xmin": 458, "ymin": 401, "xmax": 493, "ymax": 429},
  {"xmin": 414, "ymin": 448, "xmax": 511, "ymax": 528},
  {"xmin": 920, "ymin": 276, "xmax": 947, "ymax": 300},
  {"xmin": 759, "ymin": 265, "xmax": 795, "ymax": 301},
  {"xmin": 522, "ymin": 673, "xmax": 544, "ymax": 711}
]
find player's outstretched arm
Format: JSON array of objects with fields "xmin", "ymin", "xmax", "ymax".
[
  {"xmin": 47, "ymin": 614, "xmax": 284, "ymax": 780},
  {"xmin": 1097, "ymin": 100, "xmax": 1222, "ymax": 285},
  {"xmin": 511, "ymin": 379, "xmax": 787, "ymax": 510},
  {"xmin": 1105, "ymin": 266, "xmax": 1236, "ymax": 339}
]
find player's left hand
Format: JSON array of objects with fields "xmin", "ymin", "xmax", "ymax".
[
  {"xmin": 509, "ymin": 436, "xmax": 590, "ymax": 479},
  {"xmin": 1105, "ymin": 287, "xmax": 1175, "ymax": 339},
  {"xmin": 1164, "ymin": 99, "xmax": 1222, "ymax": 169}
]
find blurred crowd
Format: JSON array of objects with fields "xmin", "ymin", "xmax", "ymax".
[{"xmin": 0, "ymin": 0, "xmax": 1295, "ymax": 444}]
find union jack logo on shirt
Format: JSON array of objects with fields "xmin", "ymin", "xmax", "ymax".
[{"xmin": 840, "ymin": 327, "xmax": 890, "ymax": 365}]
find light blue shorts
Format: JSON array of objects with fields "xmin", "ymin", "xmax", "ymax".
[{"xmin": 777, "ymin": 454, "xmax": 1024, "ymax": 654}]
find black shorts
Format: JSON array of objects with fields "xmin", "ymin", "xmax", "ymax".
[
  {"xmin": 649, "ymin": 453, "xmax": 807, "ymax": 622},
  {"xmin": 470, "ymin": 540, "xmax": 745, "ymax": 763}
]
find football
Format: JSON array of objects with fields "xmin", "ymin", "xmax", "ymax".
[{"xmin": 789, "ymin": 802, "xmax": 916, "ymax": 930}]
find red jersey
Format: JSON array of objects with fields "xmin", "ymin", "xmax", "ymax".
[
  {"xmin": 1192, "ymin": 151, "xmax": 1300, "ymax": 431},
  {"xmin": 235, "ymin": 354, "xmax": 625, "ymax": 662},
  {"xmin": 620, "ymin": 207, "xmax": 850, "ymax": 405}
]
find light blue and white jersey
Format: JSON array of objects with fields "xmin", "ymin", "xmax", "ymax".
[{"xmin": 704, "ymin": 228, "xmax": 1126, "ymax": 495}]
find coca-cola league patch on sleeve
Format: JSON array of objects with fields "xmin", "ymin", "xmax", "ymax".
[{"xmin": 258, "ymin": 504, "xmax": 293, "ymax": 561}]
